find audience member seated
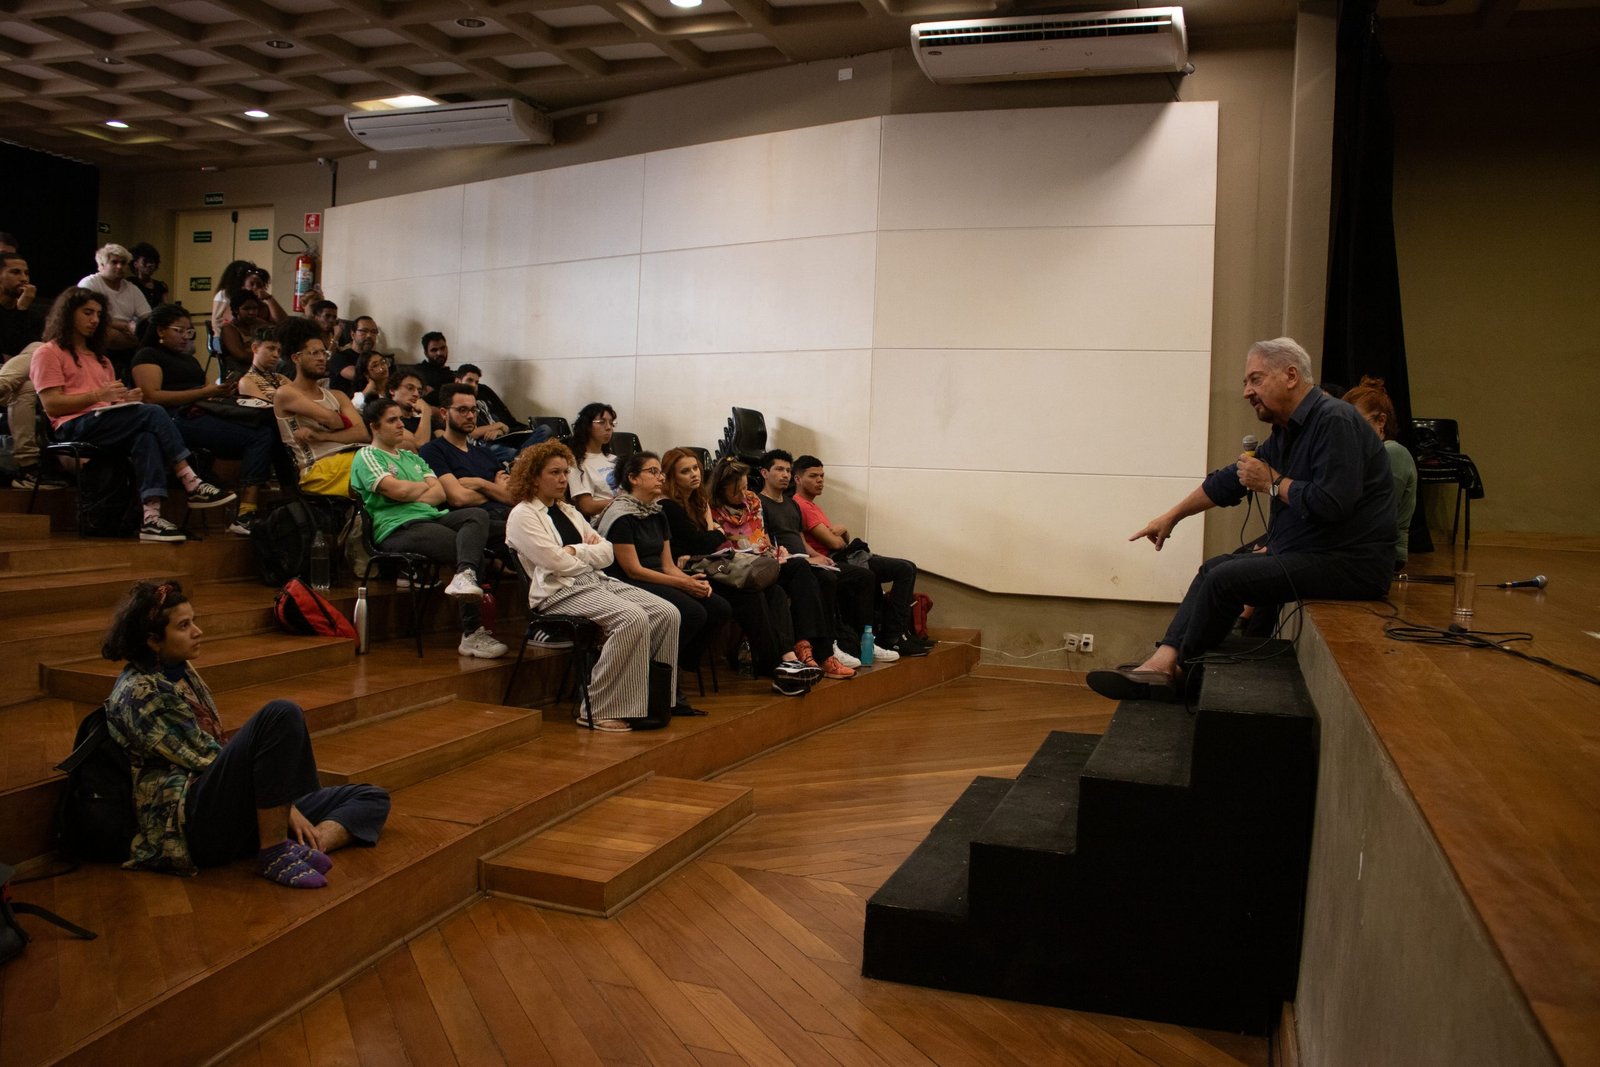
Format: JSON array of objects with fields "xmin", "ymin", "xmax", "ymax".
[
  {"xmin": 387, "ymin": 368, "xmax": 436, "ymax": 451},
  {"xmin": 211, "ymin": 261, "xmax": 284, "ymax": 336},
  {"xmin": 352, "ymin": 398, "xmax": 508, "ymax": 660},
  {"xmin": 76, "ymin": 243, "xmax": 148, "ymax": 377},
  {"xmin": 127, "ymin": 242, "xmax": 169, "ymax": 308},
  {"xmin": 660, "ymin": 447, "xmax": 813, "ymax": 694},
  {"xmin": 271, "ymin": 318, "xmax": 368, "ymax": 498},
  {"xmin": 597, "ymin": 451, "xmax": 716, "ymax": 716},
  {"xmin": 413, "ymin": 331, "xmax": 455, "ymax": 404},
  {"xmin": 308, "ymin": 299, "xmax": 341, "ymax": 352},
  {"xmin": 132, "ymin": 303, "xmax": 275, "ymax": 535},
  {"xmin": 792, "ymin": 454, "xmax": 934, "ymax": 658},
  {"xmin": 356, "ymin": 351, "xmax": 392, "ymax": 411},
  {"xmin": 455, "ymin": 364, "xmax": 521, "ymax": 441},
  {"xmin": 1, "ymin": 250, "xmax": 59, "ymax": 489},
  {"xmin": 709, "ymin": 457, "xmax": 850, "ymax": 681},
  {"xmin": 328, "ymin": 315, "xmax": 381, "ymax": 397},
  {"xmin": 1344, "ymin": 375, "xmax": 1417, "ymax": 572},
  {"xmin": 30, "ymin": 288, "xmax": 234, "ymax": 542},
  {"xmin": 569, "ymin": 401, "xmax": 619, "ymax": 521},
  {"xmin": 419, "ymin": 383, "xmax": 515, "ymax": 534},
  {"xmin": 217, "ymin": 290, "xmax": 271, "ymax": 377},
  {"xmin": 756, "ymin": 450, "xmax": 872, "ymax": 672},
  {"xmin": 1087, "ymin": 337, "xmax": 1395, "ymax": 703},
  {"xmin": 103, "ymin": 580, "xmax": 390, "ymax": 888},
  {"xmin": 505, "ymin": 440, "xmax": 680, "ymax": 732},
  {"xmin": 236, "ymin": 327, "xmax": 287, "ymax": 404}
]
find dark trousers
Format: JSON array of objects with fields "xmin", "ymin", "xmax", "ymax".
[
  {"xmin": 778, "ymin": 557, "xmax": 831, "ymax": 654},
  {"xmin": 722, "ymin": 584, "xmax": 792, "ymax": 676},
  {"xmin": 174, "ymin": 410, "xmax": 277, "ymax": 486},
  {"xmin": 184, "ymin": 700, "xmax": 390, "ymax": 867},
  {"xmin": 54, "ymin": 403, "xmax": 191, "ymax": 501},
  {"xmin": 626, "ymin": 578, "xmax": 733, "ymax": 672},
  {"xmin": 867, "ymin": 554, "xmax": 917, "ymax": 645},
  {"xmin": 1160, "ymin": 550, "xmax": 1393, "ymax": 664},
  {"xmin": 382, "ymin": 507, "xmax": 491, "ymax": 632}
]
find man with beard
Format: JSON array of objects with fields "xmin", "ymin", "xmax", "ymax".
[
  {"xmin": 0, "ymin": 251, "xmax": 62, "ymax": 488},
  {"xmin": 413, "ymin": 331, "xmax": 455, "ymax": 404},
  {"xmin": 272, "ymin": 317, "xmax": 368, "ymax": 497},
  {"xmin": 419, "ymin": 383, "xmax": 515, "ymax": 534},
  {"xmin": 327, "ymin": 315, "xmax": 382, "ymax": 397},
  {"xmin": 1086, "ymin": 337, "xmax": 1395, "ymax": 704}
]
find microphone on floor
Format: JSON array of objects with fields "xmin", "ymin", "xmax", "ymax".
[{"xmin": 1496, "ymin": 575, "xmax": 1548, "ymax": 590}]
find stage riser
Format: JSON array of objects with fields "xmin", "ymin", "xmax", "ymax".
[{"xmin": 863, "ymin": 638, "xmax": 1317, "ymax": 1035}]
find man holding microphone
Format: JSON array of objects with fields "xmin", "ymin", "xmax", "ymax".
[{"xmin": 1087, "ymin": 337, "xmax": 1395, "ymax": 703}]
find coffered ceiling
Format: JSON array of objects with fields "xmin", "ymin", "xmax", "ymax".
[{"xmin": 0, "ymin": 0, "xmax": 1593, "ymax": 172}]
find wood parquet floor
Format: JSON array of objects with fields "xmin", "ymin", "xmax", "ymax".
[{"xmin": 216, "ymin": 677, "xmax": 1269, "ymax": 1067}]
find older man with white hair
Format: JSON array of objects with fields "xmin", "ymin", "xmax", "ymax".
[
  {"xmin": 1088, "ymin": 337, "xmax": 1396, "ymax": 703},
  {"xmin": 77, "ymin": 243, "xmax": 151, "ymax": 374}
]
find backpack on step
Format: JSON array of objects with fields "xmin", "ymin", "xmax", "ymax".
[
  {"xmin": 250, "ymin": 497, "xmax": 347, "ymax": 586},
  {"xmin": 274, "ymin": 577, "xmax": 357, "ymax": 639},
  {"xmin": 910, "ymin": 593, "xmax": 933, "ymax": 641},
  {"xmin": 54, "ymin": 704, "xmax": 137, "ymax": 865},
  {"xmin": 76, "ymin": 454, "xmax": 141, "ymax": 539}
]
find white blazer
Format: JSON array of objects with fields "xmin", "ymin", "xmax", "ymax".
[{"xmin": 506, "ymin": 499, "xmax": 616, "ymax": 605}]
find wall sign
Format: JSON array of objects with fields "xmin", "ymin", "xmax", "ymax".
[
  {"xmin": 204, "ymin": 192, "xmax": 224, "ymax": 206},
  {"xmin": 248, "ymin": 228, "xmax": 269, "ymax": 241},
  {"xmin": 190, "ymin": 277, "xmax": 212, "ymax": 292},
  {"xmin": 304, "ymin": 213, "xmax": 322, "ymax": 233},
  {"xmin": 193, "ymin": 231, "xmax": 212, "ymax": 243}
]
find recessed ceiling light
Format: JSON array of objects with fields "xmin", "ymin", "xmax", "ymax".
[
  {"xmin": 455, "ymin": 17, "xmax": 486, "ymax": 28},
  {"xmin": 244, "ymin": 109, "xmax": 270, "ymax": 119},
  {"xmin": 99, "ymin": 56, "xmax": 125, "ymax": 65},
  {"xmin": 265, "ymin": 39, "xmax": 294, "ymax": 49},
  {"xmin": 105, "ymin": 120, "xmax": 130, "ymax": 129},
  {"xmin": 669, "ymin": 0, "xmax": 703, "ymax": 7}
]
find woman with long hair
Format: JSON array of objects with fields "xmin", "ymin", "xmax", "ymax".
[
  {"xmin": 210, "ymin": 260, "xmax": 284, "ymax": 335},
  {"xmin": 1344, "ymin": 376, "xmax": 1417, "ymax": 571},
  {"xmin": 102, "ymin": 580, "xmax": 389, "ymax": 888},
  {"xmin": 661, "ymin": 447, "xmax": 813, "ymax": 693},
  {"xmin": 504, "ymin": 439, "xmax": 680, "ymax": 732},
  {"xmin": 708, "ymin": 457, "xmax": 850, "ymax": 681},
  {"xmin": 29, "ymin": 288, "xmax": 235, "ymax": 542},
  {"xmin": 568, "ymin": 401, "xmax": 617, "ymax": 520},
  {"xmin": 133, "ymin": 302, "xmax": 275, "ymax": 533}
]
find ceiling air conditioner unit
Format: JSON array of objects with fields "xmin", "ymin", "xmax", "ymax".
[
  {"xmin": 344, "ymin": 99, "xmax": 553, "ymax": 152},
  {"xmin": 910, "ymin": 8, "xmax": 1188, "ymax": 84}
]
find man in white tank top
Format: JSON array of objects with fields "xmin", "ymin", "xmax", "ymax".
[{"xmin": 271, "ymin": 318, "xmax": 368, "ymax": 497}]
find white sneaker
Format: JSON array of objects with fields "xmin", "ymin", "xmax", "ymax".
[
  {"xmin": 458, "ymin": 627, "xmax": 509, "ymax": 658},
  {"xmin": 139, "ymin": 515, "xmax": 185, "ymax": 542},
  {"xmin": 871, "ymin": 644, "xmax": 901, "ymax": 663},
  {"xmin": 226, "ymin": 518, "xmax": 252, "ymax": 536},
  {"xmin": 832, "ymin": 643, "xmax": 863, "ymax": 669},
  {"xmin": 444, "ymin": 568, "xmax": 483, "ymax": 602}
]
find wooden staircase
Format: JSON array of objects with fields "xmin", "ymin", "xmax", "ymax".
[{"xmin": 0, "ymin": 487, "xmax": 978, "ymax": 1067}]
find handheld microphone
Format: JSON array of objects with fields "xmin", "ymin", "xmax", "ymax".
[
  {"xmin": 1496, "ymin": 575, "xmax": 1547, "ymax": 590},
  {"xmin": 1242, "ymin": 434, "xmax": 1259, "ymax": 458}
]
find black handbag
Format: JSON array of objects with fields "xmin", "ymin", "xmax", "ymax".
[
  {"xmin": 192, "ymin": 397, "xmax": 274, "ymax": 425},
  {"xmin": 684, "ymin": 549, "xmax": 780, "ymax": 591},
  {"xmin": 830, "ymin": 538, "xmax": 872, "ymax": 569}
]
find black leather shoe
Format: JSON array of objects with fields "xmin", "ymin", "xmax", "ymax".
[
  {"xmin": 672, "ymin": 703, "xmax": 708, "ymax": 717},
  {"xmin": 1085, "ymin": 667, "xmax": 1179, "ymax": 703}
]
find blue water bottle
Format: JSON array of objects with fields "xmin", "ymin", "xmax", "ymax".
[{"xmin": 860, "ymin": 624, "xmax": 875, "ymax": 666}]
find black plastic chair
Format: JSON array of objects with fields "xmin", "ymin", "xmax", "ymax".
[
  {"xmin": 531, "ymin": 415, "xmax": 571, "ymax": 441},
  {"xmin": 611, "ymin": 431, "xmax": 641, "ymax": 465},
  {"xmin": 351, "ymin": 496, "xmax": 439, "ymax": 657},
  {"xmin": 1411, "ymin": 418, "xmax": 1482, "ymax": 548},
  {"xmin": 30, "ymin": 432, "xmax": 140, "ymax": 538},
  {"xmin": 502, "ymin": 611, "xmax": 603, "ymax": 726},
  {"xmin": 689, "ymin": 446, "xmax": 713, "ymax": 476}
]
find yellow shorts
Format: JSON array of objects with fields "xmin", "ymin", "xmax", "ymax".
[{"xmin": 298, "ymin": 451, "xmax": 356, "ymax": 498}]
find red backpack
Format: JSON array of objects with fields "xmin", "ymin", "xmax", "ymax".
[
  {"xmin": 274, "ymin": 578, "xmax": 357, "ymax": 639},
  {"xmin": 911, "ymin": 593, "xmax": 933, "ymax": 640}
]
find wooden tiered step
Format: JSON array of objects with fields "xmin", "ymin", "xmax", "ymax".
[
  {"xmin": 42, "ymin": 632, "xmax": 354, "ymax": 704},
  {"xmin": 315, "ymin": 699, "xmax": 542, "ymax": 791},
  {"xmin": 483, "ymin": 774, "xmax": 753, "ymax": 916},
  {"xmin": 0, "ymin": 565, "xmax": 181, "ymax": 615},
  {"xmin": 0, "ymin": 513, "xmax": 50, "ymax": 538}
]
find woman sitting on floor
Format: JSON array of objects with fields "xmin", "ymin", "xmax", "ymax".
[
  {"xmin": 708, "ymin": 457, "xmax": 845, "ymax": 681},
  {"xmin": 597, "ymin": 451, "xmax": 718, "ymax": 716},
  {"xmin": 103, "ymin": 580, "xmax": 390, "ymax": 888},
  {"xmin": 504, "ymin": 439, "xmax": 680, "ymax": 732},
  {"xmin": 660, "ymin": 446, "xmax": 814, "ymax": 695}
]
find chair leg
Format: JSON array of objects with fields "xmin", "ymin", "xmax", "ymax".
[
  {"xmin": 1450, "ymin": 485, "xmax": 1463, "ymax": 546},
  {"xmin": 502, "ymin": 636, "xmax": 529, "ymax": 704},
  {"xmin": 709, "ymin": 651, "xmax": 719, "ymax": 695},
  {"xmin": 574, "ymin": 644, "xmax": 595, "ymax": 729}
]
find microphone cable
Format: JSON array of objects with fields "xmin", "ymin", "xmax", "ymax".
[{"xmin": 1360, "ymin": 601, "xmax": 1600, "ymax": 690}]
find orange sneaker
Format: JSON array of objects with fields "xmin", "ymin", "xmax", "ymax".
[
  {"xmin": 794, "ymin": 640, "xmax": 820, "ymax": 668},
  {"xmin": 821, "ymin": 655, "xmax": 856, "ymax": 680}
]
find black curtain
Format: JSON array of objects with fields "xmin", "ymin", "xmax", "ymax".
[
  {"xmin": 0, "ymin": 140, "xmax": 100, "ymax": 308},
  {"xmin": 1322, "ymin": 1, "xmax": 1411, "ymax": 432}
]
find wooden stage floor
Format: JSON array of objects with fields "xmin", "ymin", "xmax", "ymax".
[{"xmin": 1300, "ymin": 540, "xmax": 1600, "ymax": 1066}]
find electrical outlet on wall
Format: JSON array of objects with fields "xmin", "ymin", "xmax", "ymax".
[
  {"xmin": 1063, "ymin": 632, "xmax": 1080, "ymax": 653},
  {"xmin": 1080, "ymin": 633, "xmax": 1094, "ymax": 653}
]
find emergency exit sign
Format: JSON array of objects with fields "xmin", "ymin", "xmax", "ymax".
[
  {"xmin": 204, "ymin": 192, "xmax": 224, "ymax": 206},
  {"xmin": 193, "ymin": 231, "xmax": 212, "ymax": 243},
  {"xmin": 248, "ymin": 228, "xmax": 269, "ymax": 241}
]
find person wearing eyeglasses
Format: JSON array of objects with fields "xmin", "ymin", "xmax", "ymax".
[
  {"xmin": 419, "ymin": 383, "xmax": 517, "ymax": 533},
  {"xmin": 132, "ymin": 303, "xmax": 274, "ymax": 534},
  {"xmin": 328, "ymin": 315, "xmax": 383, "ymax": 397}
]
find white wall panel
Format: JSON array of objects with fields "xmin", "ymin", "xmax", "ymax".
[
  {"xmin": 461, "ymin": 156, "xmax": 645, "ymax": 272},
  {"xmin": 324, "ymin": 187, "xmax": 464, "ymax": 285},
  {"xmin": 336, "ymin": 275, "xmax": 461, "ymax": 362},
  {"xmin": 454, "ymin": 256, "xmax": 640, "ymax": 366},
  {"xmin": 808, "ymin": 464, "xmax": 868, "ymax": 552},
  {"xmin": 869, "ymin": 349, "xmax": 1210, "ymax": 478},
  {"xmin": 879, "ymin": 104, "xmax": 1218, "ymax": 231},
  {"xmin": 638, "ymin": 233, "xmax": 875, "ymax": 354},
  {"xmin": 867, "ymin": 468, "xmax": 1203, "ymax": 602},
  {"xmin": 641, "ymin": 118, "xmax": 881, "ymax": 252},
  {"xmin": 874, "ymin": 226, "xmax": 1213, "ymax": 352},
  {"xmin": 631, "ymin": 350, "xmax": 871, "ymax": 466},
  {"xmin": 483, "ymin": 357, "xmax": 638, "ymax": 430}
]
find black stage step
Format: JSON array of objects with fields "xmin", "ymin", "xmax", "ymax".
[{"xmin": 863, "ymin": 639, "xmax": 1318, "ymax": 1034}]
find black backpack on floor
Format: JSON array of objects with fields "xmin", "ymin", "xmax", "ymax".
[
  {"xmin": 250, "ymin": 496, "xmax": 349, "ymax": 587},
  {"xmin": 54, "ymin": 704, "xmax": 137, "ymax": 865},
  {"xmin": 76, "ymin": 453, "xmax": 141, "ymax": 539}
]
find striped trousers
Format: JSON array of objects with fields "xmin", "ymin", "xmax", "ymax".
[{"xmin": 535, "ymin": 572, "xmax": 679, "ymax": 722}]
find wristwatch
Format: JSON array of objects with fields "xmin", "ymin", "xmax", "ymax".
[{"xmin": 1270, "ymin": 474, "xmax": 1285, "ymax": 500}]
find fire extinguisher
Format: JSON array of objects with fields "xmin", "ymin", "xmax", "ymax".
[{"xmin": 281, "ymin": 233, "xmax": 319, "ymax": 312}]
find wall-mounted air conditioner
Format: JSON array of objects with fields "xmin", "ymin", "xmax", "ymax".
[
  {"xmin": 344, "ymin": 99, "xmax": 553, "ymax": 152},
  {"xmin": 910, "ymin": 8, "xmax": 1188, "ymax": 84}
]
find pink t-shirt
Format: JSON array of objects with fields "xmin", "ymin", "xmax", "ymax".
[
  {"xmin": 794, "ymin": 495, "xmax": 833, "ymax": 558},
  {"xmin": 28, "ymin": 340, "xmax": 117, "ymax": 429}
]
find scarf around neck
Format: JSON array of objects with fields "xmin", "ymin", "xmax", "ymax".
[{"xmin": 596, "ymin": 491, "xmax": 661, "ymax": 539}]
